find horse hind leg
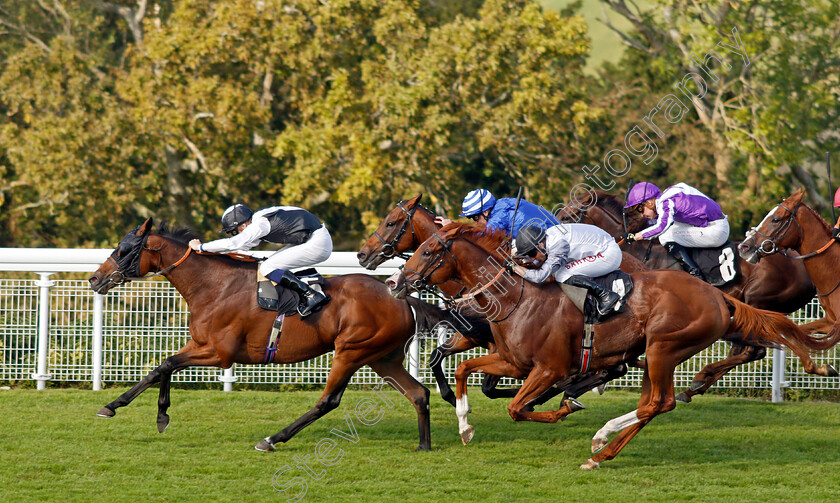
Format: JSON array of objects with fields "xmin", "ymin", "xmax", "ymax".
[
  {"xmin": 675, "ymin": 341, "xmax": 765, "ymax": 403},
  {"xmin": 368, "ymin": 357, "xmax": 432, "ymax": 452},
  {"xmin": 256, "ymin": 353, "xmax": 361, "ymax": 452}
]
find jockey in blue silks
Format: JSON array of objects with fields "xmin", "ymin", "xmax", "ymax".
[
  {"xmin": 625, "ymin": 182, "xmax": 730, "ymax": 280},
  {"xmin": 435, "ymin": 189, "xmax": 559, "ymax": 237}
]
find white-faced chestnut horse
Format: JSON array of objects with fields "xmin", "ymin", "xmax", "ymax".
[
  {"xmin": 388, "ymin": 223, "xmax": 837, "ymax": 469},
  {"xmin": 89, "ymin": 218, "xmax": 474, "ymax": 452}
]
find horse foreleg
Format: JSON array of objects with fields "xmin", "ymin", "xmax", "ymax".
[
  {"xmin": 256, "ymin": 353, "xmax": 361, "ymax": 452},
  {"xmin": 675, "ymin": 341, "xmax": 765, "ymax": 403},
  {"xmin": 96, "ymin": 340, "xmax": 204, "ymax": 418},
  {"xmin": 453, "ymin": 354, "xmax": 525, "ymax": 445},
  {"xmin": 506, "ymin": 366, "xmax": 581, "ymax": 424},
  {"xmin": 429, "ymin": 333, "xmax": 479, "ymax": 407},
  {"xmin": 368, "ymin": 357, "xmax": 431, "ymax": 451},
  {"xmin": 155, "ymin": 344, "xmax": 223, "ymax": 433}
]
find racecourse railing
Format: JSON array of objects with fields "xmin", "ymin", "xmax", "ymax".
[{"xmin": 1, "ymin": 248, "xmax": 838, "ymax": 402}]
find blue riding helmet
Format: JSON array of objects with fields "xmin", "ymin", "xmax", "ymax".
[
  {"xmin": 625, "ymin": 182, "xmax": 661, "ymax": 208},
  {"xmin": 460, "ymin": 189, "xmax": 497, "ymax": 217}
]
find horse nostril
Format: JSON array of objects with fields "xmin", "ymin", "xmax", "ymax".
[
  {"xmin": 387, "ymin": 279, "xmax": 397, "ymax": 289},
  {"xmin": 357, "ymin": 252, "xmax": 365, "ymax": 260}
]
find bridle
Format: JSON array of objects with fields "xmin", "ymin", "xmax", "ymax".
[
  {"xmin": 104, "ymin": 231, "xmax": 192, "ymax": 287},
  {"xmin": 371, "ymin": 201, "xmax": 418, "ymax": 260},
  {"xmin": 401, "ymin": 235, "xmax": 524, "ymax": 321},
  {"xmin": 746, "ymin": 202, "xmax": 804, "ymax": 258},
  {"xmin": 401, "ymin": 234, "xmax": 456, "ymax": 292}
]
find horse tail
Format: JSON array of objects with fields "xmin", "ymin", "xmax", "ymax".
[
  {"xmin": 405, "ymin": 296, "xmax": 493, "ymax": 346},
  {"xmin": 723, "ymin": 293, "xmax": 840, "ymax": 351}
]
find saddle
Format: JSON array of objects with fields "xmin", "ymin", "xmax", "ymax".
[
  {"xmin": 561, "ymin": 270, "xmax": 634, "ymax": 325},
  {"xmin": 258, "ymin": 268, "xmax": 327, "ymax": 317},
  {"xmin": 686, "ymin": 242, "xmax": 740, "ymax": 286}
]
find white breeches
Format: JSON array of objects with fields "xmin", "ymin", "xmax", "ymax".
[
  {"xmin": 556, "ymin": 241, "xmax": 623, "ymax": 282},
  {"xmin": 258, "ymin": 225, "xmax": 333, "ymax": 276},
  {"xmin": 657, "ymin": 218, "xmax": 730, "ymax": 248}
]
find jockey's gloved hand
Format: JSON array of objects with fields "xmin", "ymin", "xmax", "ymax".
[
  {"xmin": 832, "ymin": 227, "xmax": 840, "ymax": 241},
  {"xmin": 503, "ymin": 258, "xmax": 517, "ymax": 274},
  {"xmin": 620, "ymin": 232, "xmax": 635, "ymax": 244}
]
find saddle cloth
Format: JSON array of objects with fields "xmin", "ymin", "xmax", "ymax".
[{"xmin": 688, "ymin": 241, "xmax": 740, "ymax": 287}]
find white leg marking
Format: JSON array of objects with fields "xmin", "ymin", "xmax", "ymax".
[
  {"xmin": 455, "ymin": 395, "xmax": 471, "ymax": 433},
  {"xmin": 593, "ymin": 409, "xmax": 640, "ymax": 443}
]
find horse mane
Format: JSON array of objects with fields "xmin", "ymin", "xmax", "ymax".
[
  {"xmin": 438, "ymin": 222, "xmax": 510, "ymax": 258},
  {"xmin": 591, "ymin": 191, "xmax": 628, "ymax": 217},
  {"xmin": 156, "ymin": 221, "xmax": 201, "ymax": 244},
  {"xmin": 800, "ymin": 201, "xmax": 833, "ymax": 234}
]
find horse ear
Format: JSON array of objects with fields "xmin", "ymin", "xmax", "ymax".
[
  {"xmin": 407, "ymin": 193, "xmax": 423, "ymax": 207},
  {"xmin": 136, "ymin": 217, "xmax": 154, "ymax": 236},
  {"xmin": 788, "ymin": 187, "xmax": 806, "ymax": 205}
]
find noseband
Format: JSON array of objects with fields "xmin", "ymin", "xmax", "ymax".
[
  {"xmin": 371, "ymin": 202, "xmax": 418, "ymax": 260},
  {"xmin": 401, "ymin": 234, "xmax": 456, "ymax": 292}
]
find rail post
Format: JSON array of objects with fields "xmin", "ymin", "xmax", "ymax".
[
  {"xmin": 32, "ymin": 272, "xmax": 54, "ymax": 390},
  {"xmin": 92, "ymin": 292, "xmax": 104, "ymax": 390},
  {"xmin": 220, "ymin": 365, "xmax": 237, "ymax": 392},
  {"xmin": 771, "ymin": 347, "xmax": 787, "ymax": 403}
]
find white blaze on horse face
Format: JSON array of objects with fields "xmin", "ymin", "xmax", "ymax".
[
  {"xmin": 593, "ymin": 409, "xmax": 640, "ymax": 444},
  {"xmin": 755, "ymin": 206, "xmax": 781, "ymax": 236},
  {"xmin": 455, "ymin": 395, "xmax": 471, "ymax": 434}
]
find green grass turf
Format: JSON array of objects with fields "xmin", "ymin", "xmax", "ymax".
[{"xmin": 1, "ymin": 388, "xmax": 838, "ymax": 502}]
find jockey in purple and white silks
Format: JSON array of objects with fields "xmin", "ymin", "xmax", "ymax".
[
  {"xmin": 625, "ymin": 182, "xmax": 730, "ymax": 280},
  {"xmin": 435, "ymin": 188, "xmax": 559, "ymax": 237},
  {"xmin": 189, "ymin": 204, "xmax": 332, "ymax": 316},
  {"xmin": 510, "ymin": 224, "xmax": 622, "ymax": 316}
]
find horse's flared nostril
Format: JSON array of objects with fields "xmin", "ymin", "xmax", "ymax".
[
  {"xmin": 387, "ymin": 279, "xmax": 397, "ymax": 289},
  {"xmin": 357, "ymin": 252, "xmax": 365, "ymax": 261}
]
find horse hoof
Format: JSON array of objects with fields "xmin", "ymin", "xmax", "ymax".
[
  {"xmin": 596, "ymin": 383, "xmax": 607, "ymax": 395},
  {"xmin": 157, "ymin": 416, "xmax": 170, "ymax": 434},
  {"xmin": 255, "ymin": 438, "xmax": 276, "ymax": 452},
  {"xmin": 825, "ymin": 365, "xmax": 839, "ymax": 377},
  {"xmin": 675, "ymin": 392, "xmax": 692, "ymax": 403},
  {"xmin": 688, "ymin": 380, "xmax": 706, "ymax": 392},
  {"xmin": 414, "ymin": 445, "xmax": 431, "ymax": 452},
  {"xmin": 564, "ymin": 398, "xmax": 586, "ymax": 412},
  {"xmin": 591, "ymin": 437, "xmax": 607, "ymax": 454},
  {"xmin": 460, "ymin": 426, "xmax": 474, "ymax": 445},
  {"xmin": 580, "ymin": 459, "xmax": 600, "ymax": 470},
  {"xmin": 96, "ymin": 406, "xmax": 115, "ymax": 418}
]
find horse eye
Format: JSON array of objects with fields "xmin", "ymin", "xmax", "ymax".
[
  {"xmin": 771, "ymin": 218, "xmax": 780, "ymax": 223},
  {"xmin": 386, "ymin": 221, "xmax": 396, "ymax": 227},
  {"xmin": 423, "ymin": 249, "xmax": 431, "ymax": 256}
]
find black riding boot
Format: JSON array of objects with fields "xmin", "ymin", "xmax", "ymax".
[
  {"xmin": 563, "ymin": 275, "xmax": 620, "ymax": 317},
  {"xmin": 663, "ymin": 242, "xmax": 705, "ymax": 281},
  {"xmin": 278, "ymin": 271, "xmax": 328, "ymax": 317}
]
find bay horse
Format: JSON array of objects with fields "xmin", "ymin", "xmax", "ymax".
[
  {"xmin": 739, "ymin": 188, "xmax": 840, "ymax": 338},
  {"xmin": 557, "ymin": 190, "xmax": 819, "ymax": 402},
  {"xmin": 88, "ymin": 218, "xmax": 474, "ymax": 452},
  {"xmin": 358, "ymin": 195, "xmax": 645, "ymax": 408},
  {"xmin": 388, "ymin": 223, "xmax": 837, "ymax": 469}
]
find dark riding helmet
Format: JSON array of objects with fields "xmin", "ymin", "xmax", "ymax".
[
  {"xmin": 514, "ymin": 225, "xmax": 547, "ymax": 258},
  {"xmin": 220, "ymin": 204, "xmax": 254, "ymax": 234}
]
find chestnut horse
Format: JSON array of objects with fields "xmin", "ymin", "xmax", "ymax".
[
  {"xmin": 88, "ymin": 218, "xmax": 475, "ymax": 452},
  {"xmin": 358, "ymin": 195, "xmax": 645, "ymax": 408},
  {"xmin": 739, "ymin": 188, "xmax": 840, "ymax": 338},
  {"xmin": 388, "ymin": 224, "xmax": 837, "ymax": 469},
  {"xmin": 557, "ymin": 191, "xmax": 819, "ymax": 402}
]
